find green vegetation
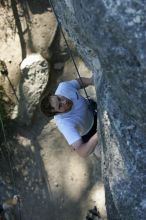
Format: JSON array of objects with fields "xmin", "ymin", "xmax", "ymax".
[
  {"xmin": 0, "ymin": 60, "xmax": 8, "ymax": 76},
  {"xmin": 0, "ymin": 86, "xmax": 7, "ymax": 146},
  {"xmin": 0, "ymin": 60, "xmax": 8, "ymax": 121},
  {"xmin": 0, "ymin": 86, "xmax": 7, "ymax": 121}
]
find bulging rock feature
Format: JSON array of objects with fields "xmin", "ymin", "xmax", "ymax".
[
  {"xmin": 51, "ymin": 1, "xmax": 146, "ymax": 220},
  {"xmin": 18, "ymin": 53, "xmax": 49, "ymax": 125}
]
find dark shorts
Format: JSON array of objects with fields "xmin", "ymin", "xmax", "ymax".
[{"xmin": 82, "ymin": 112, "xmax": 97, "ymax": 143}]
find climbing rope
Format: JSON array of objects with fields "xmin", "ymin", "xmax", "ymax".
[
  {"xmin": 0, "ymin": 114, "xmax": 16, "ymax": 190},
  {"xmin": 0, "ymin": 60, "xmax": 22, "ymax": 217},
  {"xmin": 6, "ymin": 75, "xmax": 19, "ymax": 103},
  {"xmin": 0, "ymin": 114, "xmax": 22, "ymax": 219},
  {"xmin": 0, "ymin": 60, "xmax": 19, "ymax": 103},
  {"xmin": 49, "ymin": 0, "xmax": 93, "ymax": 106}
]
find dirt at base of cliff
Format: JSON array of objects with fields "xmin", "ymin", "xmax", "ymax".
[{"xmin": 0, "ymin": 1, "xmax": 107, "ymax": 220}]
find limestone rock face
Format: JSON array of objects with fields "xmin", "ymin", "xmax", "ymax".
[
  {"xmin": 51, "ymin": 1, "xmax": 146, "ymax": 220},
  {"xmin": 18, "ymin": 54, "xmax": 49, "ymax": 125}
]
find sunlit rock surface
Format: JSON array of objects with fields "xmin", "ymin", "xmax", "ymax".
[
  {"xmin": 18, "ymin": 54, "xmax": 49, "ymax": 125},
  {"xmin": 51, "ymin": 1, "xmax": 146, "ymax": 219}
]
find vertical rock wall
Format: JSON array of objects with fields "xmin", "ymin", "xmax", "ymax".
[{"xmin": 51, "ymin": 1, "xmax": 146, "ymax": 219}]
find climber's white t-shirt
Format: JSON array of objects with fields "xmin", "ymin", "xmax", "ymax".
[{"xmin": 54, "ymin": 80, "xmax": 94, "ymax": 145}]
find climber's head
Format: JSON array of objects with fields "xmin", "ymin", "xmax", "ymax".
[{"xmin": 40, "ymin": 94, "xmax": 73, "ymax": 117}]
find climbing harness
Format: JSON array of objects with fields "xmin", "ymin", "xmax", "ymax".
[{"xmin": 49, "ymin": 0, "xmax": 96, "ymax": 113}]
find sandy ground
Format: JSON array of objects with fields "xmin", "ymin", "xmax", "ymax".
[
  {"xmin": 10, "ymin": 106, "xmax": 107, "ymax": 220},
  {"xmin": 0, "ymin": 1, "xmax": 107, "ymax": 219},
  {"xmin": 0, "ymin": 62, "xmax": 107, "ymax": 220}
]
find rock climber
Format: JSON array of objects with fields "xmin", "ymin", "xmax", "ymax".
[{"xmin": 40, "ymin": 77, "xmax": 99, "ymax": 158}]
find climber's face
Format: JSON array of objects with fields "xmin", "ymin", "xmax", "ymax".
[{"xmin": 49, "ymin": 95, "xmax": 73, "ymax": 113}]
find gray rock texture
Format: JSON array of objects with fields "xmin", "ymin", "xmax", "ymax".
[
  {"xmin": 51, "ymin": 1, "xmax": 146, "ymax": 220},
  {"xmin": 18, "ymin": 54, "xmax": 49, "ymax": 125}
]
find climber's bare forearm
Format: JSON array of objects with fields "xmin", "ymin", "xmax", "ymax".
[
  {"xmin": 76, "ymin": 76, "xmax": 94, "ymax": 88},
  {"xmin": 72, "ymin": 133, "xmax": 98, "ymax": 158}
]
